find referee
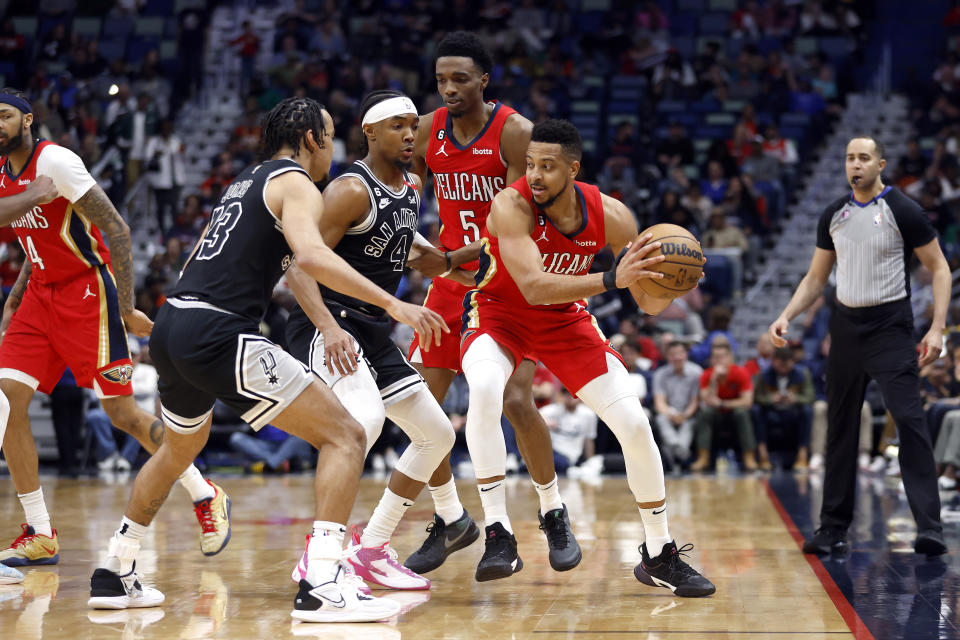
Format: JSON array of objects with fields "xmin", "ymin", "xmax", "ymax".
[{"xmin": 769, "ymin": 136, "xmax": 950, "ymax": 556}]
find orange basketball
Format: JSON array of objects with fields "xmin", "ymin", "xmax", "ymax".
[{"xmin": 633, "ymin": 223, "xmax": 705, "ymax": 299}]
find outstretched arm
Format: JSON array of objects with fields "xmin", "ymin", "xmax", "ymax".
[
  {"xmin": 72, "ymin": 184, "xmax": 153, "ymax": 337},
  {"xmin": 769, "ymin": 248, "xmax": 835, "ymax": 346}
]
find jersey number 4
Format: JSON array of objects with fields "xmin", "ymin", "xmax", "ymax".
[
  {"xmin": 23, "ymin": 235, "xmax": 44, "ymax": 270},
  {"xmin": 197, "ymin": 202, "xmax": 243, "ymax": 260}
]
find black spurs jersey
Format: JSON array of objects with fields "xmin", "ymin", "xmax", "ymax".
[
  {"xmin": 174, "ymin": 158, "xmax": 306, "ymax": 321},
  {"xmin": 316, "ymin": 160, "xmax": 420, "ymax": 316}
]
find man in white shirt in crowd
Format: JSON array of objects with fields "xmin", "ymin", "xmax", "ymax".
[
  {"xmin": 653, "ymin": 341, "xmax": 703, "ymax": 470},
  {"xmin": 540, "ymin": 388, "xmax": 598, "ymax": 475}
]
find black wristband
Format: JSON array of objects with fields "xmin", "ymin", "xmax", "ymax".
[
  {"xmin": 602, "ymin": 268, "xmax": 618, "ymax": 291},
  {"xmin": 444, "ymin": 251, "xmax": 452, "ymax": 272}
]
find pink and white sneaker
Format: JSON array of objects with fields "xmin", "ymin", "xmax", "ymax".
[
  {"xmin": 291, "ymin": 534, "xmax": 372, "ymax": 595},
  {"xmin": 346, "ymin": 531, "xmax": 430, "ymax": 591}
]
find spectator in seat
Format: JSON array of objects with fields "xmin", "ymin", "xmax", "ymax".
[
  {"xmin": 700, "ymin": 160, "xmax": 729, "ymax": 205},
  {"xmin": 656, "ymin": 121, "xmax": 695, "ymax": 172},
  {"xmin": 753, "ymin": 347, "xmax": 815, "ymax": 470},
  {"xmin": 540, "ymin": 388, "xmax": 598, "ymax": 475},
  {"xmin": 229, "ymin": 424, "xmax": 314, "ymax": 474},
  {"xmin": 703, "ymin": 209, "xmax": 749, "ymax": 251},
  {"xmin": 691, "ymin": 342, "xmax": 757, "ymax": 471},
  {"xmin": 653, "ymin": 341, "xmax": 703, "ymax": 470},
  {"xmin": 743, "ymin": 332, "xmax": 775, "ymax": 377}
]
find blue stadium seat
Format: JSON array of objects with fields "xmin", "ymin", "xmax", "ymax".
[
  {"xmin": 103, "ymin": 16, "xmax": 135, "ymax": 40},
  {"xmin": 99, "ymin": 39, "xmax": 128, "ymax": 62},
  {"xmin": 667, "ymin": 113, "xmax": 701, "ymax": 128},
  {"xmin": 12, "ymin": 16, "xmax": 37, "ymax": 37},
  {"xmin": 694, "ymin": 125, "xmax": 730, "ymax": 139},
  {"xmin": 657, "ymin": 100, "xmax": 688, "ymax": 113},
  {"xmin": 701, "ymin": 254, "xmax": 734, "ymax": 300},
  {"xmin": 819, "ymin": 36, "xmax": 851, "ymax": 61},
  {"xmin": 0, "ymin": 62, "xmax": 15, "ymax": 78},
  {"xmin": 127, "ymin": 37, "xmax": 160, "ymax": 64},
  {"xmin": 607, "ymin": 101, "xmax": 638, "ymax": 115},
  {"xmin": 671, "ymin": 15, "xmax": 698, "ymax": 37},
  {"xmin": 676, "ymin": 0, "xmax": 706, "ymax": 10},
  {"xmin": 780, "ymin": 112, "xmax": 811, "ymax": 127},
  {"xmin": 144, "ymin": 0, "xmax": 175, "ymax": 15},
  {"xmin": 578, "ymin": 11, "xmax": 606, "ymax": 34},
  {"xmin": 698, "ymin": 12, "xmax": 729, "ymax": 35},
  {"xmin": 779, "ymin": 125, "xmax": 806, "ymax": 142},
  {"xmin": 73, "ymin": 17, "xmax": 102, "ymax": 40}
]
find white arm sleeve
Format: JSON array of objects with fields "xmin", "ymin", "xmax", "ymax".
[{"xmin": 35, "ymin": 144, "xmax": 97, "ymax": 203}]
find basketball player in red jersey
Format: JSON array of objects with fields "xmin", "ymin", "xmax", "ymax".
[
  {"xmin": 0, "ymin": 89, "xmax": 231, "ymax": 570},
  {"xmin": 460, "ymin": 119, "xmax": 715, "ymax": 595},
  {"xmin": 398, "ymin": 32, "xmax": 580, "ymax": 574}
]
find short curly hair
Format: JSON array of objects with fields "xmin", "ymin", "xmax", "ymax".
[
  {"xmin": 436, "ymin": 31, "xmax": 493, "ymax": 75},
  {"xmin": 530, "ymin": 119, "xmax": 582, "ymax": 162}
]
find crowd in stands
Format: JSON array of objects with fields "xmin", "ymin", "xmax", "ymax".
[{"xmin": 9, "ymin": 0, "xmax": 960, "ymax": 484}]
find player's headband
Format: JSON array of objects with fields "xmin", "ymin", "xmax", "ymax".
[
  {"xmin": 361, "ymin": 96, "xmax": 418, "ymax": 126},
  {"xmin": 0, "ymin": 95, "xmax": 31, "ymax": 115}
]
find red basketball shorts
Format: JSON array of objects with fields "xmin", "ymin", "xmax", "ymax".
[
  {"xmin": 0, "ymin": 264, "xmax": 133, "ymax": 396},
  {"xmin": 460, "ymin": 294, "xmax": 624, "ymax": 394},
  {"xmin": 408, "ymin": 276, "xmax": 470, "ymax": 372}
]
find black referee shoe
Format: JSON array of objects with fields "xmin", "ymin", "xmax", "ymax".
[
  {"xmin": 538, "ymin": 505, "xmax": 582, "ymax": 571},
  {"xmin": 802, "ymin": 526, "xmax": 848, "ymax": 555},
  {"xmin": 634, "ymin": 541, "xmax": 716, "ymax": 597},
  {"xmin": 915, "ymin": 529, "xmax": 948, "ymax": 556}
]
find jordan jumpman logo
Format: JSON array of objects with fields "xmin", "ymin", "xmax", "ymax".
[
  {"xmin": 436, "ymin": 141, "xmax": 449, "ymax": 157},
  {"xmin": 82, "ymin": 284, "xmax": 96, "ymax": 300},
  {"xmin": 534, "ymin": 226, "xmax": 549, "ymax": 243}
]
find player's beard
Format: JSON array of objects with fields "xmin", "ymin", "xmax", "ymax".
[
  {"xmin": 0, "ymin": 128, "xmax": 23, "ymax": 156},
  {"xmin": 535, "ymin": 178, "xmax": 569, "ymax": 210},
  {"xmin": 394, "ymin": 157, "xmax": 414, "ymax": 171}
]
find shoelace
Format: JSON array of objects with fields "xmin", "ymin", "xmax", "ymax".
[
  {"xmin": 338, "ymin": 547, "xmax": 370, "ymax": 592},
  {"xmin": 417, "ymin": 520, "xmax": 444, "ymax": 552},
  {"xmin": 194, "ymin": 499, "xmax": 216, "ymax": 534},
  {"xmin": 539, "ymin": 512, "xmax": 569, "ymax": 550},
  {"xmin": 9, "ymin": 524, "xmax": 34, "ymax": 548},
  {"xmin": 665, "ymin": 543, "xmax": 700, "ymax": 578}
]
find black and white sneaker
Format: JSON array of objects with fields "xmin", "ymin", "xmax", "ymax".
[
  {"xmin": 634, "ymin": 541, "xmax": 716, "ymax": 598},
  {"xmin": 291, "ymin": 563, "xmax": 400, "ymax": 623},
  {"xmin": 538, "ymin": 505, "xmax": 582, "ymax": 571},
  {"xmin": 88, "ymin": 562, "xmax": 165, "ymax": 609},
  {"xmin": 404, "ymin": 510, "xmax": 480, "ymax": 574},
  {"xmin": 475, "ymin": 523, "xmax": 523, "ymax": 582}
]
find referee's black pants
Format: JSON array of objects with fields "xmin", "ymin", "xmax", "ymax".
[{"xmin": 822, "ymin": 299, "xmax": 942, "ymax": 533}]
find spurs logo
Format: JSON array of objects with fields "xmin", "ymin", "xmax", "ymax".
[
  {"xmin": 259, "ymin": 352, "xmax": 280, "ymax": 386},
  {"xmin": 100, "ymin": 363, "xmax": 134, "ymax": 385},
  {"xmin": 83, "ymin": 284, "xmax": 96, "ymax": 300},
  {"xmin": 436, "ymin": 141, "xmax": 449, "ymax": 157}
]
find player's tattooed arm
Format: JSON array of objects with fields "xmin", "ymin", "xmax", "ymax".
[
  {"xmin": 1, "ymin": 260, "xmax": 31, "ymax": 338},
  {"xmin": 73, "ymin": 186, "xmax": 134, "ymax": 313},
  {"xmin": 73, "ymin": 186, "xmax": 153, "ymax": 336}
]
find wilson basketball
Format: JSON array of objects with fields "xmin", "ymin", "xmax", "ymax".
[{"xmin": 633, "ymin": 223, "xmax": 705, "ymax": 299}]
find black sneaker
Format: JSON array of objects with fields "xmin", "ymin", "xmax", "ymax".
[
  {"xmin": 915, "ymin": 529, "xmax": 948, "ymax": 556},
  {"xmin": 404, "ymin": 510, "xmax": 480, "ymax": 574},
  {"xmin": 802, "ymin": 526, "xmax": 848, "ymax": 555},
  {"xmin": 475, "ymin": 522, "xmax": 523, "ymax": 582},
  {"xmin": 634, "ymin": 541, "xmax": 716, "ymax": 597},
  {"xmin": 538, "ymin": 505, "xmax": 582, "ymax": 571}
]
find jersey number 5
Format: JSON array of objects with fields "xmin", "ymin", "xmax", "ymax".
[
  {"xmin": 197, "ymin": 202, "xmax": 243, "ymax": 260},
  {"xmin": 459, "ymin": 209, "xmax": 480, "ymax": 245}
]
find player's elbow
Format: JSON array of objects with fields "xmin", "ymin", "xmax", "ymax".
[
  {"xmin": 294, "ymin": 252, "xmax": 325, "ymax": 281},
  {"xmin": 517, "ymin": 278, "xmax": 544, "ymax": 306}
]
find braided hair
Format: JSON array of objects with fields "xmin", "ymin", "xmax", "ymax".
[
  {"xmin": 260, "ymin": 97, "xmax": 327, "ymax": 159},
  {"xmin": 358, "ymin": 89, "xmax": 404, "ymax": 155}
]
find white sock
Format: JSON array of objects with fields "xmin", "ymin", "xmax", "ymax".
[
  {"xmin": 429, "ymin": 478, "xmax": 464, "ymax": 524},
  {"xmin": 477, "ymin": 480, "xmax": 512, "ymax": 534},
  {"xmin": 532, "ymin": 475, "xmax": 563, "ymax": 515},
  {"xmin": 179, "ymin": 465, "xmax": 214, "ymax": 502},
  {"xmin": 106, "ymin": 516, "xmax": 147, "ymax": 574},
  {"xmin": 361, "ymin": 489, "xmax": 411, "ymax": 548},
  {"xmin": 307, "ymin": 521, "xmax": 346, "ymax": 585},
  {"xmin": 18, "ymin": 488, "xmax": 52, "ymax": 538},
  {"xmin": 638, "ymin": 504, "xmax": 671, "ymax": 558}
]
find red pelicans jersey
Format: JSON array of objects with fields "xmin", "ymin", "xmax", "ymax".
[
  {"xmin": 0, "ymin": 140, "xmax": 108, "ymax": 284},
  {"xmin": 426, "ymin": 101, "xmax": 517, "ymax": 270},
  {"xmin": 467, "ymin": 177, "xmax": 606, "ymax": 315}
]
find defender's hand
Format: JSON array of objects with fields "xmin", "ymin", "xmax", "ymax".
[
  {"xmin": 321, "ymin": 324, "xmax": 358, "ymax": 376},
  {"xmin": 123, "ymin": 309, "xmax": 154, "ymax": 337},
  {"xmin": 386, "ymin": 300, "xmax": 449, "ymax": 351}
]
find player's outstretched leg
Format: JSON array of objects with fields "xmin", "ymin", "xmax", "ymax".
[
  {"xmin": 101, "ymin": 396, "xmax": 231, "ymax": 556},
  {"xmin": 578, "ymin": 355, "xmax": 715, "ymax": 597}
]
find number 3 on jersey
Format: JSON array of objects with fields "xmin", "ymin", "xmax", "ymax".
[
  {"xmin": 22, "ymin": 235, "xmax": 44, "ymax": 270},
  {"xmin": 197, "ymin": 202, "xmax": 243, "ymax": 260},
  {"xmin": 459, "ymin": 209, "xmax": 480, "ymax": 245}
]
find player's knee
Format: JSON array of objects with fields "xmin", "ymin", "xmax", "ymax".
[
  {"xmin": 0, "ymin": 379, "xmax": 32, "ymax": 414},
  {"xmin": 353, "ymin": 402, "xmax": 386, "ymax": 444},
  {"xmin": 502, "ymin": 387, "xmax": 537, "ymax": 427},
  {"xmin": 337, "ymin": 418, "xmax": 367, "ymax": 461}
]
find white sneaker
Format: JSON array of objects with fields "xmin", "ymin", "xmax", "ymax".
[
  {"xmin": 857, "ymin": 452, "xmax": 871, "ymax": 471},
  {"xmin": 291, "ymin": 563, "xmax": 401, "ymax": 623},
  {"xmin": 98, "ymin": 452, "xmax": 120, "ymax": 471},
  {"xmin": 809, "ymin": 453, "xmax": 824, "ymax": 471},
  {"xmin": 115, "ymin": 456, "xmax": 132, "ymax": 472},
  {"xmin": 88, "ymin": 562, "xmax": 165, "ymax": 609},
  {"xmin": 868, "ymin": 456, "xmax": 887, "ymax": 474},
  {"xmin": 886, "ymin": 458, "xmax": 901, "ymax": 477},
  {"xmin": 939, "ymin": 475, "xmax": 957, "ymax": 490},
  {"xmin": 0, "ymin": 563, "xmax": 23, "ymax": 584},
  {"xmin": 292, "ymin": 535, "xmax": 372, "ymax": 595}
]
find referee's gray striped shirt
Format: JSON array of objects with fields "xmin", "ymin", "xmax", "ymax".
[{"xmin": 816, "ymin": 186, "xmax": 936, "ymax": 308}]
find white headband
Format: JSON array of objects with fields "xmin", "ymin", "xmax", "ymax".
[{"xmin": 361, "ymin": 96, "xmax": 418, "ymax": 126}]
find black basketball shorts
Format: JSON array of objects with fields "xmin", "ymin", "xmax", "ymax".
[
  {"xmin": 286, "ymin": 302, "xmax": 424, "ymax": 406},
  {"xmin": 150, "ymin": 298, "xmax": 313, "ymax": 433}
]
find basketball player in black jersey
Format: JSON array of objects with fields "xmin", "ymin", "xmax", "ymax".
[
  {"xmin": 87, "ymin": 98, "xmax": 447, "ymax": 622},
  {"xmin": 285, "ymin": 90, "xmax": 462, "ymax": 591}
]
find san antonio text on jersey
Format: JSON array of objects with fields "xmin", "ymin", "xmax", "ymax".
[
  {"xmin": 173, "ymin": 158, "xmax": 305, "ymax": 321},
  {"xmin": 317, "ymin": 160, "xmax": 420, "ymax": 316}
]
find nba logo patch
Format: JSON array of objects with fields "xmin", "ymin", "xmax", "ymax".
[
  {"xmin": 840, "ymin": 209, "xmax": 850, "ymax": 220},
  {"xmin": 873, "ymin": 212, "xmax": 882, "ymax": 226}
]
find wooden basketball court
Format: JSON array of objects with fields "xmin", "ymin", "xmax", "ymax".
[{"xmin": 0, "ymin": 474, "xmax": 857, "ymax": 639}]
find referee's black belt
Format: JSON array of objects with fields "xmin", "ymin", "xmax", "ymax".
[{"xmin": 836, "ymin": 297, "xmax": 909, "ymax": 319}]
